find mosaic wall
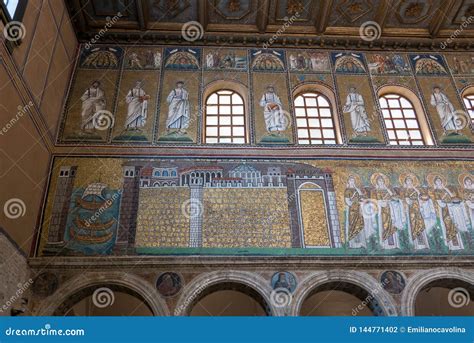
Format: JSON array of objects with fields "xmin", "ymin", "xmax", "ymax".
[
  {"xmin": 57, "ymin": 45, "xmax": 474, "ymax": 146},
  {"xmin": 38, "ymin": 157, "xmax": 474, "ymax": 256}
]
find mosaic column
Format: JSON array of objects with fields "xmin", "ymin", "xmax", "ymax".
[
  {"xmin": 189, "ymin": 184, "xmax": 203, "ymax": 248},
  {"xmin": 325, "ymin": 173, "xmax": 342, "ymax": 248},
  {"xmin": 286, "ymin": 172, "xmax": 303, "ymax": 248},
  {"xmin": 47, "ymin": 166, "xmax": 77, "ymax": 245}
]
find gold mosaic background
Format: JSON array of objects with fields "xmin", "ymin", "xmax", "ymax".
[
  {"xmin": 135, "ymin": 188, "xmax": 191, "ymax": 247},
  {"xmin": 202, "ymin": 188, "xmax": 291, "ymax": 248},
  {"xmin": 300, "ymin": 190, "xmax": 330, "ymax": 247}
]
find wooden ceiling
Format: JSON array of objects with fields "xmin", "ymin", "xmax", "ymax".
[{"xmin": 66, "ymin": 0, "xmax": 474, "ymax": 50}]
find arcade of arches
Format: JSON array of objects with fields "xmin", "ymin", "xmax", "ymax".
[{"xmin": 1, "ymin": 1, "xmax": 474, "ymax": 318}]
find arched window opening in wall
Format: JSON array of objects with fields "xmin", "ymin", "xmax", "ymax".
[
  {"xmin": 299, "ymin": 281, "xmax": 384, "ymax": 316},
  {"xmin": 205, "ymin": 90, "xmax": 247, "ymax": 144},
  {"xmin": 378, "ymin": 86, "xmax": 435, "ymax": 146},
  {"xmin": 294, "ymin": 92, "xmax": 338, "ymax": 145},
  {"xmin": 53, "ymin": 285, "xmax": 155, "ymax": 316},
  {"xmin": 188, "ymin": 282, "xmax": 270, "ymax": 316},
  {"xmin": 462, "ymin": 90, "xmax": 474, "ymax": 126},
  {"xmin": 379, "ymin": 94, "xmax": 425, "ymax": 145},
  {"xmin": 415, "ymin": 278, "xmax": 474, "ymax": 316}
]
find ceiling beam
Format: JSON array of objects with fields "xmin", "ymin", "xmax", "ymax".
[
  {"xmin": 257, "ymin": 0, "xmax": 270, "ymax": 33},
  {"xmin": 136, "ymin": 0, "xmax": 146, "ymax": 30},
  {"xmin": 374, "ymin": 0, "xmax": 391, "ymax": 35},
  {"xmin": 198, "ymin": 0, "xmax": 208, "ymax": 31},
  {"xmin": 316, "ymin": 0, "xmax": 333, "ymax": 34},
  {"xmin": 429, "ymin": 0, "xmax": 457, "ymax": 38}
]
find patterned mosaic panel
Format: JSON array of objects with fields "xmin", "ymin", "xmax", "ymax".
[
  {"xmin": 202, "ymin": 188, "xmax": 291, "ymax": 248},
  {"xmin": 300, "ymin": 188, "xmax": 330, "ymax": 247},
  {"xmin": 135, "ymin": 188, "xmax": 190, "ymax": 247}
]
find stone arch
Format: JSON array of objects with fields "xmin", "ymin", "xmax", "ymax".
[
  {"xmin": 290, "ymin": 270, "xmax": 398, "ymax": 316},
  {"xmin": 401, "ymin": 268, "xmax": 474, "ymax": 316},
  {"xmin": 34, "ymin": 271, "xmax": 169, "ymax": 316},
  {"xmin": 174, "ymin": 270, "xmax": 282, "ymax": 316}
]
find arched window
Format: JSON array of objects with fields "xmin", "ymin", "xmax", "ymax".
[
  {"xmin": 294, "ymin": 92, "xmax": 337, "ymax": 145},
  {"xmin": 463, "ymin": 93, "xmax": 474, "ymax": 125},
  {"xmin": 379, "ymin": 94, "xmax": 425, "ymax": 146},
  {"xmin": 205, "ymin": 90, "xmax": 247, "ymax": 144}
]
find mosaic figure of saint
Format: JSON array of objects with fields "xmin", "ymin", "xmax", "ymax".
[
  {"xmin": 428, "ymin": 174, "xmax": 468, "ymax": 250},
  {"xmin": 259, "ymin": 86, "xmax": 287, "ymax": 134},
  {"xmin": 343, "ymin": 87, "xmax": 371, "ymax": 137},
  {"xmin": 80, "ymin": 80, "xmax": 106, "ymax": 131},
  {"xmin": 124, "ymin": 81, "xmax": 149, "ymax": 130},
  {"xmin": 430, "ymin": 86, "xmax": 463, "ymax": 133},
  {"xmin": 370, "ymin": 173, "xmax": 404, "ymax": 249},
  {"xmin": 399, "ymin": 173, "xmax": 435, "ymax": 250},
  {"xmin": 459, "ymin": 174, "xmax": 474, "ymax": 229},
  {"xmin": 344, "ymin": 175, "xmax": 375, "ymax": 248},
  {"xmin": 166, "ymin": 81, "xmax": 190, "ymax": 133}
]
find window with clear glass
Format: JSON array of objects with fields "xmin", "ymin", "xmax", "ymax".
[
  {"xmin": 379, "ymin": 94, "xmax": 425, "ymax": 146},
  {"xmin": 2, "ymin": 0, "xmax": 20, "ymax": 18},
  {"xmin": 205, "ymin": 90, "xmax": 247, "ymax": 144},
  {"xmin": 294, "ymin": 92, "xmax": 337, "ymax": 145},
  {"xmin": 463, "ymin": 94, "xmax": 474, "ymax": 125}
]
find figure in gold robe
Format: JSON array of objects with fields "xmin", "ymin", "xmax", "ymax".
[
  {"xmin": 370, "ymin": 173, "xmax": 404, "ymax": 249},
  {"xmin": 344, "ymin": 175, "xmax": 375, "ymax": 248},
  {"xmin": 399, "ymin": 173, "xmax": 435, "ymax": 250}
]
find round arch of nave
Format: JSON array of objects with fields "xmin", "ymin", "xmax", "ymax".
[
  {"xmin": 289, "ymin": 270, "xmax": 398, "ymax": 316},
  {"xmin": 401, "ymin": 267, "xmax": 474, "ymax": 316},
  {"xmin": 34, "ymin": 271, "xmax": 170, "ymax": 316},
  {"xmin": 173, "ymin": 270, "xmax": 282, "ymax": 316}
]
